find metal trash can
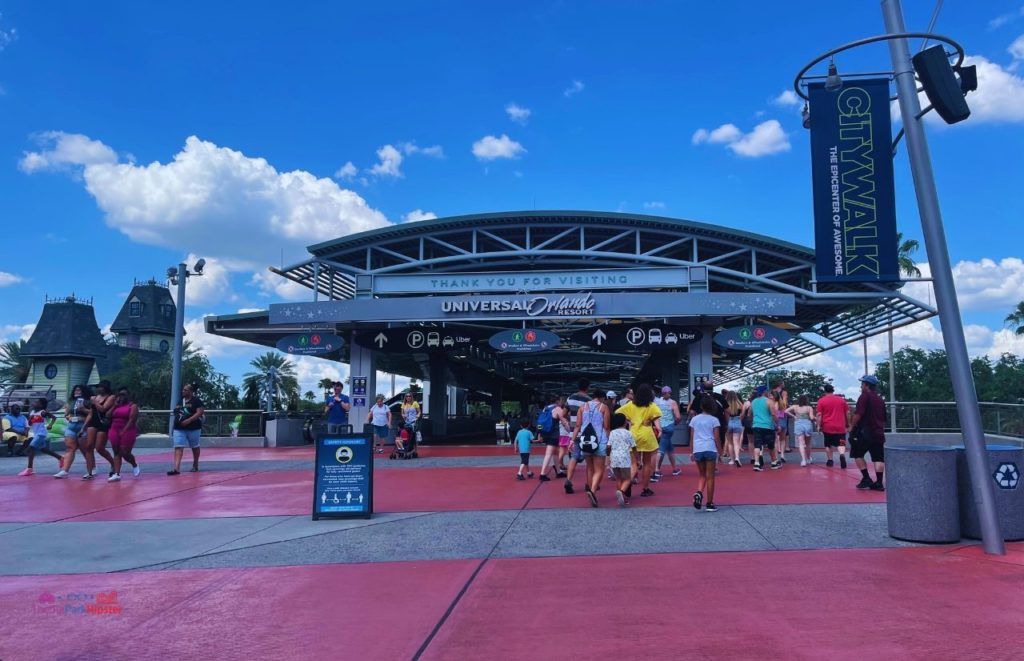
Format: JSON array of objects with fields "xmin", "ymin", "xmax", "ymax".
[
  {"xmin": 495, "ymin": 422, "xmax": 509, "ymax": 445},
  {"xmin": 886, "ymin": 445, "xmax": 960, "ymax": 543},
  {"xmin": 955, "ymin": 444, "xmax": 1024, "ymax": 541}
]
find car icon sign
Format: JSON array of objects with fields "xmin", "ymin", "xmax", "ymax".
[
  {"xmin": 442, "ymin": 336, "xmax": 454, "ymax": 347},
  {"xmin": 664, "ymin": 332, "xmax": 678, "ymax": 344}
]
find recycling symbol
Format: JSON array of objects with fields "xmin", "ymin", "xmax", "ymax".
[{"xmin": 993, "ymin": 463, "xmax": 1020, "ymax": 490}]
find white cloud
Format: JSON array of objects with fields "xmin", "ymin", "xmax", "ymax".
[
  {"xmin": 368, "ymin": 144, "xmax": 404, "ymax": 178},
  {"xmin": 0, "ymin": 323, "xmax": 35, "ymax": 342},
  {"xmin": 334, "ymin": 161, "xmax": 357, "ymax": 180},
  {"xmin": 402, "ymin": 209, "xmax": 438, "ymax": 223},
  {"xmin": 293, "ymin": 356, "xmax": 347, "ymax": 396},
  {"xmin": 472, "ymin": 134, "xmax": 526, "ymax": 161},
  {"xmin": 0, "ymin": 13, "xmax": 15, "ymax": 52},
  {"xmin": 401, "ymin": 142, "xmax": 444, "ymax": 158},
  {"xmin": 20, "ymin": 134, "xmax": 391, "ymax": 273},
  {"xmin": 902, "ymin": 258, "xmax": 1024, "ymax": 313},
  {"xmin": 1010, "ymin": 34, "xmax": 1024, "ymax": 62},
  {"xmin": 0, "ymin": 271, "xmax": 24, "ymax": 287},
  {"xmin": 505, "ymin": 103, "xmax": 531, "ymax": 124},
  {"xmin": 989, "ymin": 7, "xmax": 1024, "ymax": 30},
  {"xmin": 772, "ymin": 90, "xmax": 802, "ymax": 108},
  {"xmin": 694, "ymin": 120, "xmax": 789, "ymax": 157},
  {"xmin": 250, "ymin": 272, "xmax": 313, "ymax": 301},
  {"xmin": 642, "ymin": 201, "xmax": 665, "ymax": 210},
  {"xmin": 960, "ymin": 55, "xmax": 1024, "ymax": 123},
  {"xmin": 237, "ymin": 308, "xmax": 263, "ymax": 314},
  {"xmin": 183, "ymin": 315, "xmax": 256, "ymax": 359},
  {"xmin": 171, "ymin": 254, "xmax": 235, "ymax": 306},
  {"xmin": 564, "ymin": 80, "xmax": 584, "ymax": 97},
  {"xmin": 18, "ymin": 131, "xmax": 118, "ymax": 173}
]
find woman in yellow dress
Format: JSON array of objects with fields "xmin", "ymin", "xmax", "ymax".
[{"xmin": 616, "ymin": 383, "xmax": 662, "ymax": 497}]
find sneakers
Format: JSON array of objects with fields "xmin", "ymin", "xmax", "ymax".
[
  {"xmin": 516, "ymin": 474, "xmax": 526, "ymax": 481},
  {"xmin": 733, "ymin": 459, "xmax": 741, "ymax": 468},
  {"xmin": 108, "ymin": 474, "xmax": 121, "ymax": 482},
  {"xmin": 693, "ymin": 490, "xmax": 703, "ymax": 510},
  {"xmin": 705, "ymin": 502, "xmax": 718, "ymax": 512},
  {"xmin": 555, "ymin": 471, "xmax": 567, "ymax": 479},
  {"xmin": 753, "ymin": 463, "xmax": 763, "ymax": 472},
  {"xmin": 82, "ymin": 472, "xmax": 95, "ymax": 480},
  {"xmin": 807, "ymin": 457, "xmax": 813, "ymax": 465},
  {"xmin": 826, "ymin": 459, "xmax": 834, "ymax": 467},
  {"xmin": 649, "ymin": 474, "xmax": 660, "ymax": 483},
  {"xmin": 616, "ymin": 490, "xmax": 626, "ymax": 508},
  {"xmin": 526, "ymin": 471, "xmax": 534, "ymax": 479},
  {"xmin": 770, "ymin": 460, "xmax": 782, "ymax": 470},
  {"xmin": 538, "ymin": 475, "xmax": 551, "ymax": 482},
  {"xmin": 53, "ymin": 469, "xmax": 68, "ymax": 479},
  {"xmin": 132, "ymin": 465, "xmax": 141, "ymax": 477},
  {"xmin": 640, "ymin": 488, "xmax": 654, "ymax": 497},
  {"xmin": 839, "ymin": 455, "xmax": 847, "ymax": 469},
  {"xmin": 18, "ymin": 467, "xmax": 33, "ymax": 476},
  {"xmin": 652, "ymin": 471, "xmax": 663, "ymax": 479},
  {"xmin": 564, "ymin": 481, "xmax": 574, "ymax": 494},
  {"xmin": 856, "ymin": 477, "xmax": 873, "ymax": 489},
  {"xmin": 870, "ymin": 481, "xmax": 885, "ymax": 491},
  {"xmin": 778, "ymin": 455, "xmax": 787, "ymax": 464},
  {"xmin": 587, "ymin": 491, "xmax": 599, "ymax": 507},
  {"xmin": 671, "ymin": 468, "xmax": 682, "ymax": 476},
  {"xmin": 800, "ymin": 460, "xmax": 808, "ymax": 467}
]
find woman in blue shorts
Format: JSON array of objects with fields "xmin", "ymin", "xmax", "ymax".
[
  {"xmin": 786, "ymin": 395, "xmax": 816, "ymax": 467},
  {"xmin": 55, "ymin": 384, "xmax": 91, "ymax": 478}
]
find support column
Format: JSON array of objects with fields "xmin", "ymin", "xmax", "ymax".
[
  {"xmin": 348, "ymin": 338, "xmax": 377, "ymax": 433},
  {"xmin": 687, "ymin": 329, "xmax": 714, "ymax": 397},
  {"xmin": 428, "ymin": 353, "xmax": 448, "ymax": 438},
  {"xmin": 660, "ymin": 346, "xmax": 681, "ymax": 394}
]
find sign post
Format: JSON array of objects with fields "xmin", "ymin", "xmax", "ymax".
[{"xmin": 313, "ymin": 430, "xmax": 373, "ymax": 520}]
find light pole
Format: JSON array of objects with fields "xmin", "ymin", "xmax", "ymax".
[
  {"xmin": 881, "ymin": 0, "xmax": 1004, "ymax": 555},
  {"xmin": 167, "ymin": 259, "xmax": 205, "ymax": 436}
]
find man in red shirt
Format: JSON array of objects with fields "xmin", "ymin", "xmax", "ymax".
[
  {"xmin": 815, "ymin": 384, "xmax": 849, "ymax": 469},
  {"xmin": 850, "ymin": 375, "xmax": 887, "ymax": 491}
]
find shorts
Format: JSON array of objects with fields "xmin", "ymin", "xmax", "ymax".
[
  {"xmin": 776, "ymin": 417, "xmax": 788, "ymax": 433},
  {"xmin": 611, "ymin": 467, "xmax": 632, "ymax": 480},
  {"xmin": 541, "ymin": 432, "xmax": 560, "ymax": 447},
  {"xmin": 64, "ymin": 421, "xmax": 85, "ymax": 439},
  {"xmin": 850, "ymin": 432, "xmax": 884, "ymax": 462},
  {"xmin": 109, "ymin": 426, "xmax": 138, "ymax": 452},
  {"xmin": 558, "ymin": 435, "xmax": 571, "ymax": 447},
  {"xmin": 692, "ymin": 450, "xmax": 717, "ymax": 463},
  {"xmin": 727, "ymin": 418, "xmax": 743, "ymax": 434},
  {"xmin": 753, "ymin": 428, "xmax": 776, "ymax": 450},
  {"xmin": 87, "ymin": 418, "xmax": 111, "ymax": 433},
  {"xmin": 372, "ymin": 425, "xmax": 389, "ymax": 439},
  {"xmin": 519, "ymin": 452, "xmax": 530, "ymax": 465},
  {"xmin": 571, "ymin": 438, "xmax": 607, "ymax": 461},
  {"xmin": 172, "ymin": 429, "xmax": 202, "ymax": 449},
  {"xmin": 794, "ymin": 420, "xmax": 814, "ymax": 437},
  {"xmin": 823, "ymin": 432, "xmax": 847, "ymax": 448},
  {"xmin": 29, "ymin": 434, "xmax": 49, "ymax": 450},
  {"xmin": 658, "ymin": 432, "xmax": 675, "ymax": 455}
]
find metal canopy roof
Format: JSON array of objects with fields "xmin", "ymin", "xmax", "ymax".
[{"xmin": 221, "ymin": 211, "xmax": 935, "ymax": 392}]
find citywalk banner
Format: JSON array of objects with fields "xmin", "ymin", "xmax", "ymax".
[{"xmin": 808, "ymin": 79, "xmax": 899, "ymax": 283}]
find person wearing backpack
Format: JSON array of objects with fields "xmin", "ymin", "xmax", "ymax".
[
  {"xmin": 536, "ymin": 394, "xmax": 564, "ymax": 482},
  {"xmin": 571, "ymin": 389, "xmax": 610, "ymax": 506}
]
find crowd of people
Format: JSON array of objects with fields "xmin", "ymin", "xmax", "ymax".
[
  {"xmin": 3, "ymin": 381, "xmax": 205, "ymax": 480},
  {"xmin": 512, "ymin": 374, "xmax": 889, "ymax": 510}
]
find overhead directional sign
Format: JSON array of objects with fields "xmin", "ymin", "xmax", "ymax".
[
  {"xmin": 570, "ymin": 324, "xmax": 702, "ymax": 353},
  {"xmin": 275, "ymin": 333, "xmax": 344, "ymax": 356},
  {"xmin": 488, "ymin": 329, "xmax": 560, "ymax": 353},
  {"xmin": 713, "ymin": 325, "xmax": 791, "ymax": 351},
  {"xmin": 353, "ymin": 327, "xmax": 486, "ymax": 354}
]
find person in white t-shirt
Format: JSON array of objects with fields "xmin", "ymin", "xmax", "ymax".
[
  {"xmin": 367, "ymin": 395, "xmax": 392, "ymax": 454},
  {"xmin": 606, "ymin": 413, "xmax": 637, "ymax": 507},
  {"xmin": 688, "ymin": 397, "xmax": 721, "ymax": 512}
]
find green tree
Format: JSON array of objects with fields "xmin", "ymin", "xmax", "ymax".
[
  {"xmin": 896, "ymin": 232, "xmax": 923, "ymax": 279},
  {"xmin": 738, "ymin": 369, "xmax": 833, "ymax": 402},
  {"xmin": 1005, "ymin": 301, "xmax": 1024, "ymax": 336},
  {"xmin": 105, "ymin": 341, "xmax": 240, "ymax": 409},
  {"xmin": 242, "ymin": 352, "xmax": 299, "ymax": 411},
  {"xmin": 0, "ymin": 340, "xmax": 30, "ymax": 385},
  {"xmin": 875, "ymin": 349, "xmax": 1024, "ymax": 403},
  {"xmin": 318, "ymin": 378, "xmax": 335, "ymax": 397}
]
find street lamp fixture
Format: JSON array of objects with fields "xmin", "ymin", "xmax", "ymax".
[
  {"xmin": 824, "ymin": 60, "xmax": 843, "ymax": 91},
  {"xmin": 166, "ymin": 259, "xmax": 205, "ymax": 435}
]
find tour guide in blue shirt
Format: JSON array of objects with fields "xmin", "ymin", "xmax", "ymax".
[{"xmin": 325, "ymin": 381, "xmax": 352, "ymax": 434}]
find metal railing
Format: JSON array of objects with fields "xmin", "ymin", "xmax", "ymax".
[
  {"xmin": 888, "ymin": 402, "xmax": 1024, "ymax": 438},
  {"xmin": 134, "ymin": 409, "xmax": 266, "ymax": 437}
]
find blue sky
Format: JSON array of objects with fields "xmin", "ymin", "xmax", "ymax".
[{"xmin": 1, "ymin": 1, "xmax": 1022, "ymax": 398}]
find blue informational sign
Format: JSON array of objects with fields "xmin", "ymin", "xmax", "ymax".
[
  {"xmin": 275, "ymin": 333, "xmax": 344, "ymax": 356},
  {"xmin": 713, "ymin": 325, "xmax": 791, "ymax": 352},
  {"xmin": 808, "ymin": 79, "xmax": 899, "ymax": 283},
  {"xmin": 313, "ymin": 431, "xmax": 373, "ymax": 520},
  {"xmin": 488, "ymin": 328, "xmax": 561, "ymax": 353}
]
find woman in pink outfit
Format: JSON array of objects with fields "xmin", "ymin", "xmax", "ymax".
[{"xmin": 106, "ymin": 387, "xmax": 140, "ymax": 482}]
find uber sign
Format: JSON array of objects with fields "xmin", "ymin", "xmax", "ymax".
[
  {"xmin": 354, "ymin": 327, "xmax": 485, "ymax": 354},
  {"xmin": 571, "ymin": 324, "xmax": 702, "ymax": 353}
]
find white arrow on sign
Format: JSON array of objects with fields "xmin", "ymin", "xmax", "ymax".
[
  {"xmin": 374, "ymin": 332, "xmax": 388, "ymax": 349},
  {"xmin": 592, "ymin": 328, "xmax": 607, "ymax": 346}
]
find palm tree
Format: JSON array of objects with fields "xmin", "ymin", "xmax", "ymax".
[
  {"xmin": 896, "ymin": 233, "xmax": 922, "ymax": 278},
  {"xmin": 1005, "ymin": 301, "xmax": 1024, "ymax": 336},
  {"xmin": 304, "ymin": 390, "xmax": 316, "ymax": 403},
  {"xmin": 242, "ymin": 352, "xmax": 299, "ymax": 412},
  {"xmin": 0, "ymin": 340, "xmax": 31, "ymax": 385},
  {"xmin": 318, "ymin": 377, "xmax": 335, "ymax": 397}
]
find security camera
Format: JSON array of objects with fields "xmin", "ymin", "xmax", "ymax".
[
  {"xmin": 167, "ymin": 266, "xmax": 179, "ymax": 279},
  {"xmin": 194, "ymin": 258, "xmax": 206, "ymax": 274}
]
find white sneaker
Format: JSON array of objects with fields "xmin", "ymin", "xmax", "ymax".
[
  {"xmin": 53, "ymin": 470, "xmax": 69, "ymax": 479},
  {"xmin": 800, "ymin": 460, "xmax": 808, "ymax": 467},
  {"xmin": 107, "ymin": 474, "xmax": 121, "ymax": 482},
  {"xmin": 132, "ymin": 465, "xmax": 141, "ymax": 477},
  {"xmin": 807, "ymin": 457, "xmax": 813, "ymax": 465}
]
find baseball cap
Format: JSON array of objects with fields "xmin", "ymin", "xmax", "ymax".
[
  {"xmin": 606, "ymin": 390, "xmax": 617, "ymax": 399},
  {"xmin": 661, "ymin": 386, "xmax": 672, "ymax": 394},
  {"xmin": 859, "ymin": 375, "xmax": 879, "ymax": 386},
  {"xmin": 755, "ymin": 385, "xmax": 767, "ymax": 396}
]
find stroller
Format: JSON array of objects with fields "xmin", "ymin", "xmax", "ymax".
[{"xmin": 390, "ymin": 422, "xmax": 419, "ymax": 460}]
